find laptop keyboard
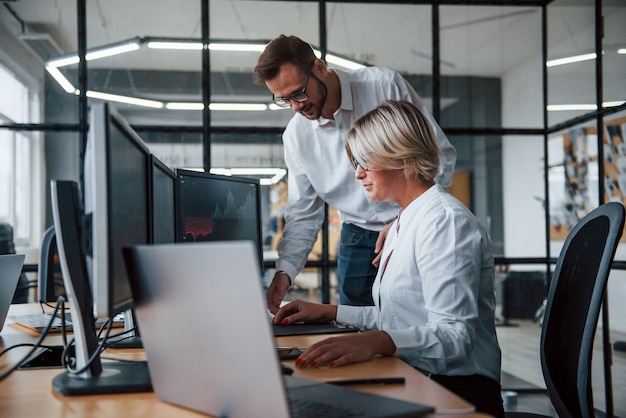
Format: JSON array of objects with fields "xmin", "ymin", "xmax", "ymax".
[{"xmin": 287, "ymin": 395, "xmax": 364, "ymax": 417}]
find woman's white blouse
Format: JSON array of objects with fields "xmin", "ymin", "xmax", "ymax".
[{"xmin": 337, "ymin": 184, "xmax": 501, "ymax": 381}]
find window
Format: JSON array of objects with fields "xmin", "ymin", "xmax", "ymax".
[{"xmin": 0, "ymin": 63, "xmax": 36, "ymax": 244}]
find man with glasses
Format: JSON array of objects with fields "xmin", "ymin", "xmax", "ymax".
[{"xmin": 254, "ymin": 35, "xmax": 456, "ymax": 312}]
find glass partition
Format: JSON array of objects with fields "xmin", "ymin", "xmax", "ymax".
[
  {"xmin": 602, "ymin": 2, "xmax": 626, "ymax": 112},
  {"xmin": 440, "ymin": 5, "xmax": 542, "ymax": 129},
  {"xmin": 0, "ymin": 0, "xmax": 622, "ymax": 300},
  {"xmin": 547, "ymin": 0, "xmax": 596, "ymax": 126},
  {"xmin": 327, "ymin": 3, "xmax": 431, "ymax": 74}
]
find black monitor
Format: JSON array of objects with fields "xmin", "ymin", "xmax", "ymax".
[
  {"xmin": 48, "ymin": 102, "xmax": 154, "ymax": 395},
  {"xmin": 175, "ymin": 169, "xmax": 263, "ymax": 268},
  {"xmin": 149, "ymin": 154, "xmax": 176, "ymax": 245},
  {"xmin": 50, "ymin": 180, "xmax": 151, "ymax": 396},
  {"xmin": 83, "ymin": 102, "xmax": 151, "ymax": 319}
]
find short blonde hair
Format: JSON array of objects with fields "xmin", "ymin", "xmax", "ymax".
[{"xmin": 345, "ymin": 100, "xmax": 441, "ymax": 183}]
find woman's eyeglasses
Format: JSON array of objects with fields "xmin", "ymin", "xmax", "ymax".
[{"xmin": 350, "ymin": 155, "xmax": 369, "ymax": 171}]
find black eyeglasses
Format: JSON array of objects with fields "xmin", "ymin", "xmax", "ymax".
[
  {"xmin": 350, "ymin": 155, "xmax": 369, "ymax": 171},
  {"xmin": 273, "ymin": 73, "xmax": 310, "ymax": 108}
]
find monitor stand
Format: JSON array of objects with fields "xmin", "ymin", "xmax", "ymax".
[
  {"xmin": 106, "ymin": 309, "xmax": 143, "ymax": 349},
  {"xmin": 50, "ymin": 180, "xmax": 152, "ymax": 396}
]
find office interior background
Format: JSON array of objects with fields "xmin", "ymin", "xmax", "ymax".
[{"xmin": 0, "ymin": 0, "xmax": 625, "ymax": 413}]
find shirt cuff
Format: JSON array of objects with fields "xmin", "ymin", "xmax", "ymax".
[
  {"xmin": 274, "ymin": 260, "xmax": 297, "ymax": 288},
  {"xmin": 336, "ymin": 305, "xmax": 361, "ymax": 326}
]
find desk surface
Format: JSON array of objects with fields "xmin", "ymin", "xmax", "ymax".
[{"xmin": 1, "ymin": 304, "xmax": 486, "ymax": 418}]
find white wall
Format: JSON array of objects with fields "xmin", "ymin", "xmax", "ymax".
[{"xmin": 502, "ymin": 56, "xmax": 546, "ymax": 259}]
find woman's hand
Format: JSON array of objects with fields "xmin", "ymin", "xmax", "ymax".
[
  {"xmin": 272, "ymin": 300, "xmax": 337, "ymax": 325},
  {"xmin": 294, "ymin": 331, "xmax": 396, "ymax": 368}
]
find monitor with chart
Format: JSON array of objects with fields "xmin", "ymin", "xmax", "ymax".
[{"xmin": 175, "ymin": 169, "xmax": 263, "ymax": 267}]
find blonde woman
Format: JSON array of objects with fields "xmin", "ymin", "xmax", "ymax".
[{"xmin": 273, "ymin": 100, "xmax": 504, "ymax": 418}]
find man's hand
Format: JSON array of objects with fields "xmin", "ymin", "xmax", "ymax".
[
  {"xmin": 372, "ymin": 222, "xmax": 393, "ymax": 268},
  {"xmin": 273, "ymin": 299, "xmax": 337, "ymax": 325},
  {"xmin": 266, "ymin": 272, "xmax": 290, "ymax": 314}
]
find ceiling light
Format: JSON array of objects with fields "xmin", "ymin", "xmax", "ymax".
[
  {"xmin": 86, "ymin": 91, "xmax": 163, "ymax": 108},
  {"xmin": 45, "ymin": 65, "xmax": 77, "ymax": 93},
  {"xmin": 326, "ymin": 53, "xmax": 366, "ymax": 70},
  {"xmin": 313, "ymin": 50, "xmax": 366, "ymax": 70},
  {"xmin": 165, "ymin": 102, "xmax": 270, "ymax": 111},
  {"xmin": 147, "ymin": 41, "xmax": 203, "ymax": 50},
  {"xmin": 546, "ymin": 52, "xmax": 597, "ymax": 67},
  {"xmin": 209, "ymin": 103, "xmax": 267, "ymax": 111},
  {"xmin": 546, "ymin": 102, "xmax": 624, "ymax": 111},
  {"xmin": 48, "ymin": 40, "xmax": 141, "ymax": 68},
  {"xmin": 604, "ymin": 101, "xmax": 626, "ymax": 107},
  {"xmin": 618, "ymin": 48, "xmax": 626, "ymax": 55},
  {"xmin": 146, "ymin": 41, "xmax": 267, "ymax": 52},
  {"xmin": 166, "ymin": 102, "xmax": 205, "ymax": 110},
  {"xmin": 44, "ymin": 37, "xmax": 367, "ymax": 109},
  {"xmin": 547, "ymin": 104, "xmax": 597, "ymax": 111},
  {"xmin": 209, "ymin": 168, "xmax": 287, "ymax": 185},
  {"xmin": 48, "ymin": 55, "xmax": 80, "ymax": 68},
  {"xmin": 86, "ymin": 41, "xmax": 140, "ymax": 61},
  {"xmin": 209, "ymin": 43, "xmax": 266, "ymax": 52},
  {"xmin": 268, "ymin": 104, "xmax": 290, "ymax": 110}
]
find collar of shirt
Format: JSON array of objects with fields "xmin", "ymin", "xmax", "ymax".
[{"xmin": 315, "ymin": 68, "xmax": 354, "ymax": 128}]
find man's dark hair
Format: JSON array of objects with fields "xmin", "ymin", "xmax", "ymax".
[{"xmin": 253, "ymin": 35, "xmax": 317, "ymax": 84}]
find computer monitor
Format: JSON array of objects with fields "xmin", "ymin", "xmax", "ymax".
[
  {"xmin": 175, "ymin": 169, "xmax": 263, "ymax": 267},
  {"xmin": 84, "ymin": 102, "xmax": 151, "ymax": 320},
  {"xmin": 149, "ymin": 154, "xmax": 176, "ymax": 245},
  {"xmin": 50, "ymin": 180, "xmax": 151, "ymax": 396}
]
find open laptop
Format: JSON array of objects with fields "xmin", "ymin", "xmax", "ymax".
[
  {"xmin": 10, "ymin": 310, "xmax": 124, "ymax": 333},
  {"xmin": 124, "ymin": 241, "xmax": 434, "ymax": 418},
  {"xmin": 0, "ymin": 254, "xmax": 25, "ymax": 331}
]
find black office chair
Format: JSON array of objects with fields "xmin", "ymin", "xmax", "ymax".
[
  {"xmin": 506, "ymin": 202, "xmax": 625, "ymax": 418},
  {"xmin": 0, "ymin": 222, "xmax": 30, "ymax": 303},
  {"xmin": 37, "ymin": 226, "xmax": 66, "ymax": 303}
]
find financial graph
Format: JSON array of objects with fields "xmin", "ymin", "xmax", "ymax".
[{"xmin": 176, "ymin": 172, "xmax": 261, "ymax": 252}]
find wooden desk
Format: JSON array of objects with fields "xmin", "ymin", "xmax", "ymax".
[
  {"xmin": 1, "ymin": 304, "xmax": 483, "ymax": 418},
  {"xmin": 278, "ymin": 334, "xmax": 474, "ymax": 414}
]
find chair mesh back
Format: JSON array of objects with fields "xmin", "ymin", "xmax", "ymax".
[
  {"xmin": 541, "ymin": 202, "xmax": 624, "ymax": 418},
  {"xmin": 543, "ymin": 218, "xmax": 607, "ymax": 418}
]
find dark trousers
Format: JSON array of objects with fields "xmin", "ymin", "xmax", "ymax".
[
  {"xmin": 336, "ymin": 223, "xmax": 379, "ymax": 306},
  {"xmin": 430, "ymin": 374, "xmax": 505, "ymax": 418}
]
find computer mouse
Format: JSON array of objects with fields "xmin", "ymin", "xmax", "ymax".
[{"xmin": 280, "ymin": 363, "xmax": 294, "ymax": 375}]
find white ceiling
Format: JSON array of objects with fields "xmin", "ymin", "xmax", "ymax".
[
  {"xmin": 1, "ymin": 0, "xmax": 624, "ymax": 128},
  {"xmin": 5, "ymin": 0, "xmax": 619, "ymax": 76}
]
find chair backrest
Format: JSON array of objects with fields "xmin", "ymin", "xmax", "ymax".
[
  {"xmin": 0, "ymin": 222, "xmax": 29, "ymax": 303},
  {"xmin": 37, "ymin": 226, "xmax": 66, "ymax": 303},
  {"xmin": 540, "ymin": 202, "xmax": 625, "ymax": 418}
]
